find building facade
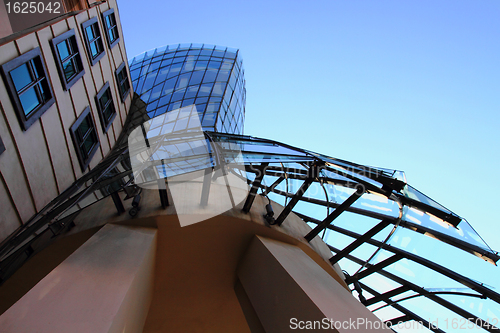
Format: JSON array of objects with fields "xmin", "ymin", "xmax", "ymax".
[
  {"xmin": 0, "ymin": 0, "xmax": 131, "ymax": 242},
  {"xmin": 0, "ymin": 1, "xmax": 499, "ymax": 332}
]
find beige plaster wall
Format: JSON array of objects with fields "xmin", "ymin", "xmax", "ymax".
[
  {"xmin": 0, "ymin": 0, "xmax": 132, "ymax": 242},
  {"xmin": 0, "ymin": 224, "xmax": 156, "ymax": 333}
]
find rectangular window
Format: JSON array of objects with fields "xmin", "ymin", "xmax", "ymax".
[
  {"xmin": 0, "ymin": 47, "xmax": 55, "ymax": 131},
  {"xmin": 115, "ymin": 62, "xmax": 130, "ymax": 102},
  {"xmin": 102, "ymin": 9, "xmax": 120, "ymax": 49},
  {"xmin": 51, "ymin": 29, "xmax": 85, "ymax": 90},
  {"xmin": 96, "ymin": 82, "xmax": 116, "ymax": 132},
  {"xmin": 70, "ymin": 106, "xmax": 100, "ymax": 171},
  {"xmin": 81, "ymin": 17, "xmax": 105, "ymax": 66}
]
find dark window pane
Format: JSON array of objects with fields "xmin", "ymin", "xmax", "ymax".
[
  {"xmin": 102, "ymin": 90, "xmax": 111, "ymax": 107},
  {"xmin": 111, "ymin": 27, "xmax": 119, "ymax": 42},
  {"xmin": 82, "ymin": 134, "xmax": 95, "ymax": 156},
  {"xmin": 39, "ymin": 81, "xmax": 51, "ymax": 102},
  {"xmin": 19, "ymin": 87, "xmax": 40, "ymax": 115},
  {"xmin": 117, "ymin": 69, "xmax": 125, "ymax": 82},
  {"xmin": 62, "ymin": 60, "xmax": 76, "ymax": 80},
  {"xmin": 105, "ymin": 15, "xmax": 112, "ymax": 28},
  {"xmin": 32, "ymin": 59, "xmax": 44, "ymax": 78},
  {"xmin": 10, "ymin": 64, "xmax": 32, "ymax": 91},
  {"xmin": 57, "ymin": 41, "xmax": 70, "ymax": 60},
  {"xmin": 77, "ymin": 117, "xmax": 91, "ymax": 139},
  {"xmin": 90, "ymin": 42, "xmax": 99, "ymax": 57},
  {"xmin": 85, "ymin": 25, "xmax": 94, "ymax": 39},
  {"xmin": 103, "ymin": 105, "xmax": 113, "ymax": 121}
]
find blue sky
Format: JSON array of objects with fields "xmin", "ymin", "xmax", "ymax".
[{"xmin": 118, "ymin": 0, "xmax": 500, "ymax": 253}]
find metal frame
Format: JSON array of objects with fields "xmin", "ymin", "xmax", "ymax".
[{"xmin": 0, "ymin": 87, "xmax": 498, "ymax": 333}]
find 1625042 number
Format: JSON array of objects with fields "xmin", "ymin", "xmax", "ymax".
[{"xmin": 5, "ymin": 2, "xmax": 61, "ymax": 14}]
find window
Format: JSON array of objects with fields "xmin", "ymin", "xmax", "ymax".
[
  {"xmin": 102, "ymin": 9, "xmax": 119, "ymax": 49},
  {"xmin": 50, "ymin": 29, "xmax": 85, "ymax": 90},
  {"xmin": 0, "ymin": 47, "xmax": 55, "ymax": 131},
  {"xmin": 115, "ymin": 62, "xmax": 130, "ymax": 102},
  {"xmin": 96, "ymin": 82, "xmax": 116, "ymax": 132},
  {"xmin": 70, "ymin": 106, "xmax": 99, "ymax": 171},
  {"xmin": 81, "ymin": 17, "xmax": 105, "ymax": 66},
  {"xmin": 0, "ymin": 134, "xmax": 5, "ymax": 155}
]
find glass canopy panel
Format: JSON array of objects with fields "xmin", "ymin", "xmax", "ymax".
[
  {"xmin": 401, "ymin": 206, "xmax": 493, "ymax": 252},
  {"xmin": 387, "ymin": 228, "xmax": 500, "ymax": 297}
]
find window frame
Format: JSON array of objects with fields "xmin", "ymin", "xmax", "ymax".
[
  {"xmin": 50, "ymin": 29, "xmax": 85, "ymax": 90},
  {"xmin": 95, "ymin": 82, "xmax": 117, "ymax": 133},
  {"xmin": 70, "ymin": 106, "xmax": 100, "ymax": 172},
  {"xmin": 0, "ymin": 47, "xmax": 55, "ymax": 131},
  {"xmin": 81, "ymin": 17, "xmax": 105, "ymax": 66},
  {"xmin": 115, "ymin": 62, "xmax": 130, "ymax": 102},
  {"xmin": 102, "ymin": 8, "xmax": 120, "ymax": 49}
]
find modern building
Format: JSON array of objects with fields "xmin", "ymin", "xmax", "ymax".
[{"xmin": 0, "ymin": 1, "xmax": 499, "ymax": 332}]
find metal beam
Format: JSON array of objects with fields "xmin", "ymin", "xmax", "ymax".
[
  {"xmin": 159, "ymin": 189, "xmax": 168, "ymax": 208},
  {"xmin": 297, "ymin": 213, "xmax": 500, "ymax": 304},
  {"xmin": 305, "ymin": 186, "xmax": 364, "ymax": 242},
  {"xmin": 383, "ymin": 315, "xmax": 411, "ymax": 326},
  {"xmin": 275, "ymin": 177, "xmax": 314, "ymax": 226},
  {"xmin": 332, "ymin": 247, "xmax": 500, "ymax": 332},
  {"xmin": 364, "ymin": 285, "xmax": 411, "ymax": 307},
  {"xmin": 329, "ymin": 219, "xmax": 392, "ymax": 264},
  {"xmin": 345, "ymin": 254, "xmax": 403, "ymax": 284},
  {"xmin": 294, "ymin": 205, "xmax": 500, "ymax": 264},
  {"xmin": 110, "ymin": 191, "xmax": 125, "ymax": 214},
  {"xmin": 242, "ymin": 163, "xmax": 269, "ymax": 213},
  {"xmin": 359, "ymin": 283, "xmax": 446, "ymax": 333}
]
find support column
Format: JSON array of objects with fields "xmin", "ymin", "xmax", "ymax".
[
  {"xmin": 237, "ymin": 236, "xmax": 390, "ymax": 332},
  {"xmin": 0, "ymin": 224, "xmax": 157, "ymax": 333}
]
